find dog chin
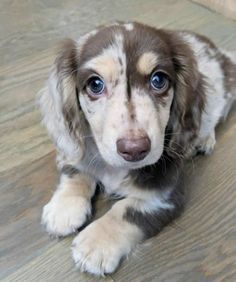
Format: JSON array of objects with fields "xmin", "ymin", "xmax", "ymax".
[
  {"xmin": 125, "ymin": 156, "xmax": 161, "ymax": 170},
  {"xmin": 102, "ymin": 153, "xmax": 161, "ymax": 170}
]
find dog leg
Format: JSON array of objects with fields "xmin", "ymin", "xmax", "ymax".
[
  {"xmin": 72, "ymin": 188, "xmax": 182, "ymax": 276},
  {"xmin": 41, "ymin": 165, "xmax": 96, "ymax": 237}
]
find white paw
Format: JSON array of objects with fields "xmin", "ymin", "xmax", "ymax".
[
  {"xmin": 72, "ymin": 219, "xmax": 136, "ymax": 276},
  {"xmin": 197, "ymin": 133, "xmax": 216, "ymax": 155},
  {"xmin": 42, "ymin": 193, "xmax": 91, "ymax": 237}
]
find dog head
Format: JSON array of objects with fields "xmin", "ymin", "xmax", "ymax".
[{"xmin": 40, "ymin": 22, "xmax": 205, "ymax": 169}]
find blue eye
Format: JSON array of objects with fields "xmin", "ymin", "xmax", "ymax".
[
  {"xmin": 87, "ymin": 76, "xmax": 105, "ymax": 96},
  {"xmin": 150, "ymin": 71, "xmax": 169, "ymax": 92}
]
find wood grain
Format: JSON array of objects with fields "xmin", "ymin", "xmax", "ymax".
[
  {"xmin": 0, "ymin": 0, "xmax": 236, "ymax": 281},
  {"xmin": 192, "ymin": 0, "xmax": 236, "ymax": 21}
]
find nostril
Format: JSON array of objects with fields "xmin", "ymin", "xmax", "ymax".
[{"xmin": 116, "ymin": 137, "xmax": 151, "ymax": 162}]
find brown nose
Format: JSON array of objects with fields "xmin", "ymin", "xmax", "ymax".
[{"xmin": 116, "ymin": 137, "xmax": 151, "ymax": 162}]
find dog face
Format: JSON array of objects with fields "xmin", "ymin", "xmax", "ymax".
[
  {"xmin": 77, "ymin": 24, "xmax": 177, "ymax": 169},
  {"xmin": 42, "ymin": 22, "xmax": 205, "ymax": 169}
]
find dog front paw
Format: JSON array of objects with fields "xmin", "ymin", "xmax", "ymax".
[
  {"xmin": 196, "ymin": 132, "xmax": 216, "ymax": 155},
  {"xmin": 72, "ymin": 218, "xmax": 139, "ymax": 276},
  {"xmin": 42, "ymin": 193, "xmax": 91, "ymax": 237}
]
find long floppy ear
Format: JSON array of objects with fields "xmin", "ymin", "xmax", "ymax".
[
  {"xmin": 39, "ymin": 39, "xmax": 86, "ymax": 166},
  {"xmin": 166, "ymin": 35, "xmax": 206, "ymax": 158}
]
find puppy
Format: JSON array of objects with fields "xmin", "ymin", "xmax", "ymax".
[{"xmin": 39, "ymin": 22, "xmax": 236, "ymax": 276}]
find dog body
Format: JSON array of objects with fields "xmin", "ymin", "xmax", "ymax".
[{"xmin": 40, "ymin": 22, "xmax": 236, "ymax": 275}]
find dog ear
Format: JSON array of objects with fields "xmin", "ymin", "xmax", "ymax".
[
  {"xmin": 39, "ymin": 39, "xmax": 86, "ymax": 166},
  {"xmin": 166, "ymin": 36, "xmax": 206, "ymax": 158}
]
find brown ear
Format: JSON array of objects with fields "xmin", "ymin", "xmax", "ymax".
[
  {"xmin": 56, "ymin": 39, "xmax": 86, "ymax": 140},
  {"xmin": 39, "ymin": 39, "xmax": 86, "ymax": 165},
  {"xmin": 166, "ymin": 36, "xmax": 206, "ymax": 157}
]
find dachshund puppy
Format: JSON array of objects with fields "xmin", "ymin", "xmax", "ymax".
[{"xmin": 39, "ymin": 22, "xmax": 236, "ymax": 276}]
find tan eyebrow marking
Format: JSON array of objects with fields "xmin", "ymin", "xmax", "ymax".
[
  {"xmin": 137, "ymin": 52, "xmax": 158, "ymax": 75},
  {"xmin": 83, "ymin": 34, "xmax": 126, "ymax": 82},
  {"xmin": 84, "ymin": 53, "xmax": 119, "ymax": 81}
]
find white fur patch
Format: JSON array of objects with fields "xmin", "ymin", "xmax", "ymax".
[
  {"xmin": 39, "ymin": 68, "xmax": 83, "ymax": 164},
  {"xmin": 124, "ymin": 23, "xmax": 134, "ymax": 31},
  {"xmin": 41, "ymin": 174, "xmax": 95, "ymax": 237},
  {"xmin": 42, "ymin": 192, "xmax": 91, "ymax": 237}
]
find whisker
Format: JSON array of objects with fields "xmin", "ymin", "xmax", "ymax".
[{"xmin": 86, "ymin": 152, "xmax": 100, "ymax": 171}]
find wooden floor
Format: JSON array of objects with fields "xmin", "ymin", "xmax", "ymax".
[{"xmin": 1, "ymin": 1, "xmax": 236, "ymax": 281}]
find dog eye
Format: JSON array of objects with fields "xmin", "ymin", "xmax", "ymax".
[
  {"xmin": 150, "ymin": 71, "xmax": 169, "ymax": 93},
  {"xmin": 86, "ymin": 76, "xmax": 105, "ymax": 96}
]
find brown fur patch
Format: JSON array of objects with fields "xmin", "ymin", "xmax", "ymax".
[
  {"xmin": 195, "ymin": 33, "xmax": 236, "ymax": 99},
  {"xmin": 218, "ymin": 54, "xmax": 236, "ymax": 98},
  {"xmin": 124, "ymin": 185, "xmax": 184, "ymax": 238},
  {"xmin": 166, "ymin": 33, "xmax": 206, "ymax": 157},
  {"xmin": 61, "ymin": 165, "xmax": 80, "ymax": 177},
  {"xmin": 56, "ymin": 39, "xmax": 78, "ymax": 83}
]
